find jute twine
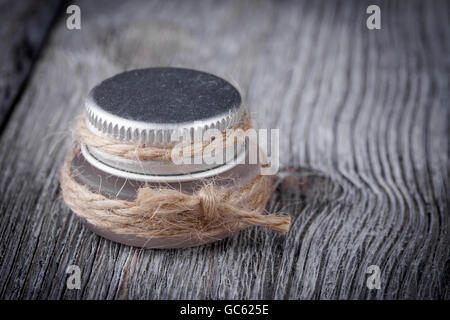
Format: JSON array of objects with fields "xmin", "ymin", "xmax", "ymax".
[
  {"xmin": 76, "ymin": 112, "xmax": 252, "ymax": 162},
  {"xmin": 61, "ymin": 114, "xmax": 291, "ymax": 242}
]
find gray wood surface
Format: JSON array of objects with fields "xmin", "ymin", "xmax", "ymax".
[
  {"xmin": 0, "ymin": 0, "xmax": 449, "ymax": 299},
  {"xmin": 0, "ymin": 0, "xmax": 63, "ymax": 130}
]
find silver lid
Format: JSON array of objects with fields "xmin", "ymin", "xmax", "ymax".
[{"xmin": 85, "ymin": 67, "xmax": 243, "ymax": 144}]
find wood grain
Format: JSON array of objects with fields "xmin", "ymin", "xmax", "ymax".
[
  {"xmin": 0, "ymin": 0, "xmax": 448, "ymax": 299},
  {"xmin": 0, "ymin": 0, "xmax": 63, "ymax": 131}
]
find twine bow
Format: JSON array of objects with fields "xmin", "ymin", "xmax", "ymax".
[{"xmin": 135, "ymin": 183, "xmax": 291, "ymax": 233}]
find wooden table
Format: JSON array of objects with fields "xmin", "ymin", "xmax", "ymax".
[{"xmin": 0, "ymin": 0, "xmax": 448, "ymax": 299}]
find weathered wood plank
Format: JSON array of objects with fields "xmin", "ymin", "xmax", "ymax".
[
  {"xmin": 0, "ymin": 0, "xmax": 63, "ymax": 131},
  {"xmin": 0, "ymin": 0, "xmax": 448, "ymax": 299}
]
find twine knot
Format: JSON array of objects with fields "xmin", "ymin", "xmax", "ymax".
[{"xmin": 197, "ymin": 185, "xmax": 224, "ymax": 220}]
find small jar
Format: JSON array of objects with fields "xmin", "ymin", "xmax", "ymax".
[{"xmin": 67, "ymin": 67, "xmax": 263, "ymax": 248}]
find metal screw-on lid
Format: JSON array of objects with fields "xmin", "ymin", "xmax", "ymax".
[{"xmin": 85, "ymin": 67, "xmax": 243, "ymax": 144}]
